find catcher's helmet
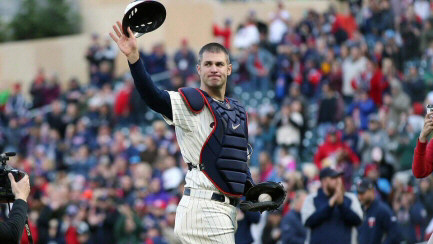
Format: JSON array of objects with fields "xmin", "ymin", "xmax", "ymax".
[{"xmin": 122, "ymin": 0, "xmax": 166, "ymax": 38}]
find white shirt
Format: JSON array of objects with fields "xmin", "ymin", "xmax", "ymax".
[
  {"xmin": 234, "ymin": 24, "xmax": 260, "ymax": 49},
  {"xmin": 162, "ymin": 91, "xmax": 219, "ymax": 192},
  {"xmin": 268, "ymin": 10, "xmax": 291, "ymax": 44},
  {"xmin": 342, "ymin": 56, "xmax": 367, "ymax": 96}
]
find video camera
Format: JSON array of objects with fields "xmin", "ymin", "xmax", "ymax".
[{"xmin": 0, "ymin": 152, "xmax": 25, "ymax": 203}]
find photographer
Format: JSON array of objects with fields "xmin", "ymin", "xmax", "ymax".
[
  {"xmin": 0, "ymin": 173, "xmax": 30, "ymax": 243},
  {"xmin": 413, "ymin": 112, "xmax": 433, "ymax": 178}
]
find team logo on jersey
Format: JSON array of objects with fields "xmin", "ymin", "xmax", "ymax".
[
  {"xmin": 368, "ymin": 217, "xmax": 376, "ymax": 227},
  {"xmin": 226, "ymin": 103, "xmax": 231, "ymax": 109},
  {"xmin": 232, "ymin": 123, "xmax": 240, "ymax": 130}
]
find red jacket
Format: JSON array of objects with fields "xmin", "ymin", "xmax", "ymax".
[
  {"xmin": 314, "ymin": 132, "xmax": 360, "ymax": 169},
  {"xmin": 213, "ymin": 24, "xmax": 232, "ymax": 50},
  {"xmin": 412, "ymin": 139, "xmax": 433, "ymax": 178}
]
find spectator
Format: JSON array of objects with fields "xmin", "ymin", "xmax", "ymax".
[
  {"xmin": 259, "ymin": 151, "xmax": 276, "ymax": 182},
  {"xmin": 114, "ymin": 204, "xmax": 142, "ymax": 244},
  {"xmin": 235, "ymin": 209, "xmax": 260, "ymax": 244},
  {"xmin": 275, "ymin": 99, "xmax": 304, "ymax": 156},
  {"xmin": 213, "ymin": 18, "xmax": 232, "ymax": 50},
  {"xmin": 246, "ymin": 43, "xmax": 275, "ymax": 92},
  {"xmin": 234, "ymin": 11, "xmax": 260, "ymax": 49},
  {"xmin": 342, "ymin": 116, "xmax": 360, "ymax": 156},
  {"xmin": 173, "ymin": 39, "xmax": 197, "ymax": 81},
  {"xmin": 342, "ymin": 45, "xmax": 367, "ymax": 102},
  {"xmin": 301, "ymin": 167, "xmax": 363, "ymax": 244},
  {"xmin": 418, "ymin": 177, "xmax": 433, "ymax": 221},
  {"xmin": 5, "ymin": 83, "xmax": 29, "ymax": 117},
  {"xmin": 317, "ymin": 83, "xmax": 344, "ymax": 138},
  {"xmin": 403, "ymin": 65, "xmax": 425, "ymax": 103},
  {"xmin": 268, "ymin": 1, "xmax": 291, "ymax": 45},
  {"xmin": 99, "ymin": 37, "xmax": 118, "ymax": 74},
  {"xmin": 346, "ymin": 89, "xmax": 376, "ymax": 131},
  {"xmin": 356, "ymin": 178, "xmax": 401, "ymax": 244},
  {"xmin": 314, "ymin": 128, "xmax": 359, "ymax": 171},
  {"xmin": 393, "ymin": 186, "xmax": 428, "ymax": 243},
  {"xmin": 358, "ymin": 113, "xmax": 387, "ymax": 164},
  {"xmin": 145, "ymin": 43, "xmax": 168, "ymax": 75},
  {"xmin": 85, "ymin": 33, "xmax": 102, "ymax": 70},
  {"xmin": 262, "ymin": 211, "xmax": 283, "ymax": 244},
  {"xmin": 280, "ymin": 190, "xmax": 307, "ymax": 244},
  {"xmin": 30, "ymin": 68, "xmax": 47, "ymax": 108},
  {"xmin": 161, "ymin": 204, "xmax": 181, "ymax": 244}
]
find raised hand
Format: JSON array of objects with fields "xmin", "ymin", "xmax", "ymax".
[
  {"xmin": 109, "ymin": 21, "xmax": 140, "ymax": 64},
  {"xmin": 419, "ymin": 112, "xmax": 433, "ymax": 143}
]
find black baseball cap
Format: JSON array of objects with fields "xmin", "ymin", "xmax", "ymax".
[
  {"xmin": 319, "ymin": 167, "xmax": 343, "ymax": 180},
  {"xmin": 357, "ymin": 178, "xmax": 374, "ymax": 194}
]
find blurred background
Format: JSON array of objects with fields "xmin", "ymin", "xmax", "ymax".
[{"xmin": 1, "ymin": 0, "xmax": 433, "ymax": 243}]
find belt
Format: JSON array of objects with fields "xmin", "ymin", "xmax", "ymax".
[{"xmin": 183, "ymin": 188, "xmax": 240, "ymax": 207}]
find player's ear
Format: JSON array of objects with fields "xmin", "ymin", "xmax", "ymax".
[
  {"xmin": 227, "ymin": 63, "xmax": 232, "ymax": 76},
  {"xmin": 196, "ymin": 63, "xmax": 201, "ymax": 74}
]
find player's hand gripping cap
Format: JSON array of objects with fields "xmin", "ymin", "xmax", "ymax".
[
  {"xmin": 240, "ymin": 182, "xmax": 286, "ymax": 213},
  {"xmin": 122, "ymin": 0, "xmax": 166, "ymax": 38}
]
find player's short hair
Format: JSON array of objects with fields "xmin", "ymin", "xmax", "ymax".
[{"xmin": 198, "ymin": 42, "xmax": 230, "ymax": 65}]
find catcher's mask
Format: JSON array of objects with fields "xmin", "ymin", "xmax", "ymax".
[{"xmin": 122, "ymin": 0, "xmax": 166, "ymax": 38}]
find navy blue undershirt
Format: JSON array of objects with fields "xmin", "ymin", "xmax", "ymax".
[{"xmin": 129, "ymin": 58, "xmax": 173, "ymax": 120}]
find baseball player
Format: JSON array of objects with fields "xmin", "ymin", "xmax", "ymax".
[{"xmin": 110, "ymin": 21, "xmax": 255, "ymax": 244}]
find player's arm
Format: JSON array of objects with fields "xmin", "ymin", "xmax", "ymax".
[
  {"xmin": 110, "ymin": 21, "xmax": 172, "ymax": 120},
  {"xmin": 129, "ymin": 58, "xmax": 172, "ymax": 120}
]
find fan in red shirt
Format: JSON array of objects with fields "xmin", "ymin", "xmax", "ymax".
[{"xmin": 413, "ymin": 111, "xmax": 433, "ymax": 178}]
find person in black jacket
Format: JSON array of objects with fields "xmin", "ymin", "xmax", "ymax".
[
  {"xmin": 0, "ymin": 173, "xmax": 30, "ymax": 244},
  {"xmin": 357, "ymin": 178, "xmax": 401, "ymax": 244}
]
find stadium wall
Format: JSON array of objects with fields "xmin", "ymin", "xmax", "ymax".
[{"xmin": 0, "ymin": 0, "xmax": 331, "ymax": 95}]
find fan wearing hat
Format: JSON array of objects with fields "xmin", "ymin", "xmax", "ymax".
[
  {"xmin": 301, "ymin": 167, "xmax": 363, "ymax": 244},
  {"xmin": 356, "ymin": 178, "xmax": 401, "ymax": 244}
]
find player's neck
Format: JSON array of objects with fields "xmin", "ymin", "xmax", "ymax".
[{"xmin": 201, "ymin": 86, "xmax": 225, "ymax": 101}]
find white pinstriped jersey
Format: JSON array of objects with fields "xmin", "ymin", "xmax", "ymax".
[
  {"xmin": 163, "ymin": 90, "xmax": 239, "ymax": 244},
  {"xmin": 162, "ymin": 91, "xmax": 219, "ymax": 192}
]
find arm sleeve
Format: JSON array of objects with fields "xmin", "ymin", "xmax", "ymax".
[
  {"xmin": 412, "ymin": 139, "xmax": 433, "ymax": 178},
  {"xmin": 337, "ymin": 193, "xmax": 363, "ymax": 226},
  {"xmin": 129, "ymin": 58, "xmax": 172, "ymax": 120},
  {"xmin": 301, "ymin": 195, "xmax": 334, "ymax": 228},
  {"xmin": 0, "ymin": 199, "xmax": 28, "ymax": 243}
]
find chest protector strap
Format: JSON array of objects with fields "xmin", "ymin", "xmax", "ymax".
[{"xmin": 178, "ymin": 88, "xmax": 249, "ymax": 197}]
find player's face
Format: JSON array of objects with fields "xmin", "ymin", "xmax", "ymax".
[{"xmin": 197, "ymin": 51, "xmax": 232, "ymax": 90}]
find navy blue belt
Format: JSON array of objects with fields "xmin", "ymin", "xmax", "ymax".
[{"xmin": 183, "ymin": 188, "xmax": 240, "ymax": 207}]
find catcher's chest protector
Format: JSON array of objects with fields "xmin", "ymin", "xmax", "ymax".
[{"xmin": 179, "ymin": 88, "xmax": 249, "ymax": 197}]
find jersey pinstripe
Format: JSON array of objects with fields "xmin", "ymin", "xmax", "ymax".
[
  {"xmin": 162, "ymin": 90, "xmax": 237, "ymax": 244},
  {"xmin": 162, "ymin": 91, "xmax": 218, "ymax": 192}
]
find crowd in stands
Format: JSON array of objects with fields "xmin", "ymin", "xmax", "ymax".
[{"xmin": 2, "ymin": 0, "xmax": 433, "ymax": 243}]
